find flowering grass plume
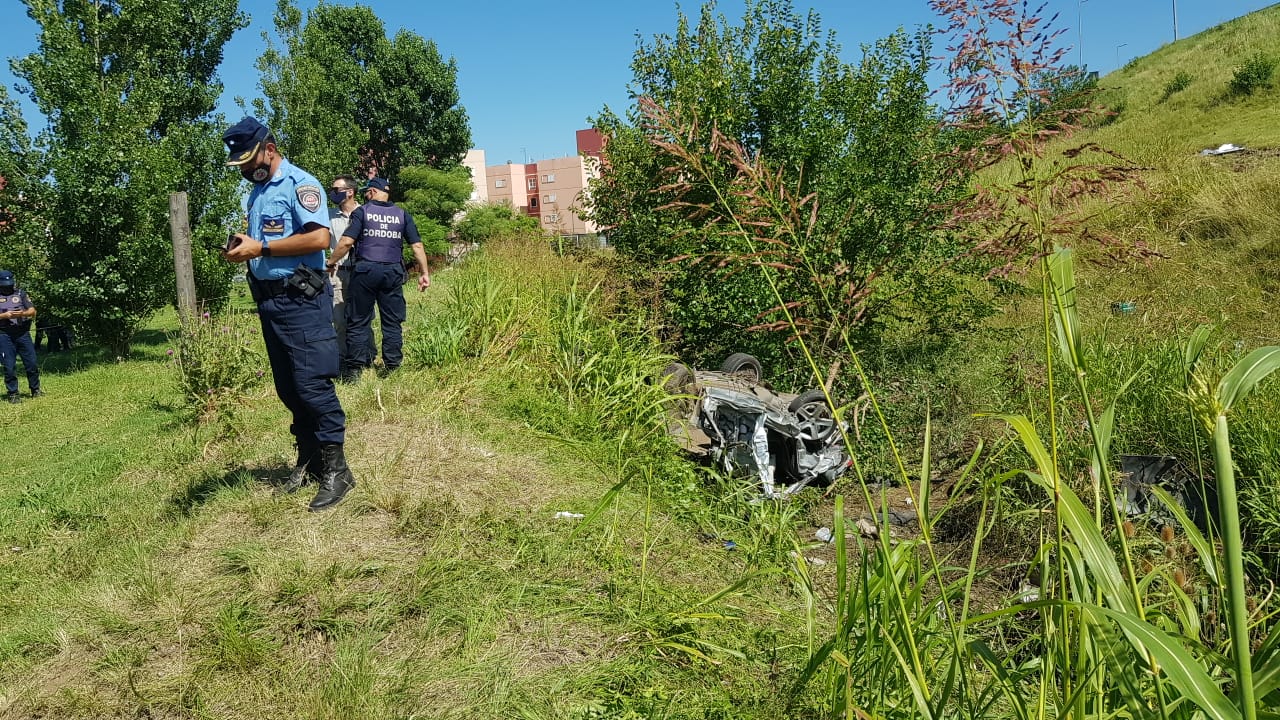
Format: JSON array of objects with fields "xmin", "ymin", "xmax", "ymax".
[{"xmin": 931, "ymin": 0, "xmax": 1157, "ymax": 270}]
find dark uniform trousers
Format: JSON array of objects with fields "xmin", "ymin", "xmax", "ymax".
[
  {"xmin": 0, "ymin": 330, "xmax": 39, "ymax": 395},
  {"xmin": 257, "ymin": 283, "xmax": 345, "ymax": 446},
  {"xmin": 346, "ymin": 260, "xmax": 407, "ymax": 370}
]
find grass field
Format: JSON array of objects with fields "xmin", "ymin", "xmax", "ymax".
[{"xmin": 0, "ymin": 247, "xmax": 841, "ymax": 718}]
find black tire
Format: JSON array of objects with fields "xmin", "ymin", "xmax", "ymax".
[
  {"xmin": 720, "ymin": 352, "xmax": 763, "ymax": 383},
  {"xmin": 661, "ymin": 362, "xmax": 694, "ymax": 395},
  {"xmin": 788, "ymin": 389, "xmax": 836, "ymax": 442}
]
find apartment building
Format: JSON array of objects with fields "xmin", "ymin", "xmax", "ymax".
[
  {"xmin": 480, "ymin": 128, "xmax": 602, "ymax": 238},
  {"xmin": 461, "ymin": 149, "xmax": 489, "ymax": 205}
]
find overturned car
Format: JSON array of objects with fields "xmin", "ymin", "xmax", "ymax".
[{"xmin": 663, "ymin": 353, "xmax": 851, "ymax": 498}]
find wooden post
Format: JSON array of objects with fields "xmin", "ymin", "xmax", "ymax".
[{"xmin": 169, "ymin": 191, "xmax": 197, "ymax": 322}]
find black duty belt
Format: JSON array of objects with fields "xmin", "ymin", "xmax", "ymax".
[
  {"xmin": 248, "ymin": 265, "xmax": 328, "ymax": 303},
  {"xmin": 249, "ymin": 275, "xmax": 290, "ymax": 299}
]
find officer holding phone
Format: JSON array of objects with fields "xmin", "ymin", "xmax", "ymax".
[{"xmin": 222, "ymin": 117, "xmax": 356, "ymax": 512}]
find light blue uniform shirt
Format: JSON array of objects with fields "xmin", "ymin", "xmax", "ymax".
[{"xmin": 245, "ymin": 158, "xmax": 330, "ymax": 280}]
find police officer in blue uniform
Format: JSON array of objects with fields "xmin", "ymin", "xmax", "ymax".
[
  {"xmin": 222, "ymin": 117, "xmax": 355, "ymax": 511},
  {"xmin": 0, "ymin": 270, "xmax": 41, "ymax": 403},
  {"xmin": 326, "ymin": 177, "xmax": 430, "ymax": 382}
]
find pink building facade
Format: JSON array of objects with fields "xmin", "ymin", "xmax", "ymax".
[{"xmin": 479, "ymin": 129, "xmax": 603, "ymax": 238}]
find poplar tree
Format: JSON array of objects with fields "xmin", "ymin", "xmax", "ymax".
[
  {"xmin": 12, "ymin": 0, "xmax": 247, "ymax": 355},
  {"xmin": 255, "ymin": 0, "xmax": 471, "ymax": 187}
]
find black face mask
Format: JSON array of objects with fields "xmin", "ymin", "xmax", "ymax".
[
  {"xmin": 240, "ymin": 150, "xmax": 272, "ymax": 184},
  {"xmin": 328, "ymin": 189, "xmax": 349, "ymax": 205}
]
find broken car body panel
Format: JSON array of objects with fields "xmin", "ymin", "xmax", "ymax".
[{"xmin": 664, "ymin": 360, "xmax": 851, "ymax": 498}]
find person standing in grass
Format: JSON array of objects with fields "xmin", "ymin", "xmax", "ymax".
[
  {"xmin": 222, "ymin": 117, "xmax": 356, "ymax": 512},
  {"xmin": 326, "ymin": 174, "xmax": 362, "ymax": 376},
  {"xmin": 0, "ymin": 270, "xmax": 41, "ymax": 403},
  {"xmin": 326, "ymin": 177, "xmax": 431, "ymax": 382}
]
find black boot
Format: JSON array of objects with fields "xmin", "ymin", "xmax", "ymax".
[
  {"xmin": 281, "ymin": 440, "xmax": 321, "ymax": 493},
  {"xmin": 309, "ymin": 443, "xmax": 355, "ymax": 511}
]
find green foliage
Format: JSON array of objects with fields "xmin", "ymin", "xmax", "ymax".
[
  {"xmin": 1025, "ymin": 64, "xmax": 1099, "ymax": 122},
  {"xmin": 0, "ymin": 85, "xmax": 45, "ymax": 279},
  {"xmin": 586, "ymin": 0, "xmax": 974, "ymax": 387},
  {"xmin": 398, "ymin": 164, "xmax": 473, "ymax": 256},
  {"xmin": 453, "ymin": 203, "xmax": 540, "ymax": 245},
  {"xmin": 255, "ymin": 0, "xmax": 471, "ymax": 187},
  {"xmin": 1228, "ymin": 53, "xmax": 1276, "ymax": 96},
  {"xmin": 413, "ymin": 218, "xmax": 450, "ymax": 259},
  {"xmin": 168, "ymin": 309, "xmax": 266, "ymax": 428},
  {"xmin": 1161, "ymin": 70, "xmax": 1195, "ymax": 101},
  {"xmin": 404, "ymin": 236, "xmax": 675, "ymax": 470},
  {"xmin": 12, "ymin": 0, "xmax": 246, "ymax": 355}
]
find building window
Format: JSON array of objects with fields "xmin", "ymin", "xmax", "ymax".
[
  {"xmin": 494, "ymin": 178, "xmax": 505, "ymax": 188},
  {"xmin": 542, "ymin": 173, "xmax": 556, "ymax": 183},
  {"xmin": 545, "ymin": 213, "xmax": 559, "ymax": 223},
  {"xmin": 544, "ymin": 193, "xmax": 557, "ymax": 203},
  {"xmin": 527, "ymin": 178, "xmax": 537, "ymax": 190},
  {"xmin": 530, "ymin": 197, "xmax": 539, "ymax": 209}
]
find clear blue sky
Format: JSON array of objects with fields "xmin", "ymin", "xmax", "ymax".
[{"xmin": 0, "ymin": 0, "xmax": 1273, "ymax": 167}]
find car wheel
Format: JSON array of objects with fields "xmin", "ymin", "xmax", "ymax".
[
  {"xmin": 662, "ymin": 362, "xmax": 693, "ymax": 394},
  {"xmin": 720, "ymin": 353, "xmax": 763, "ymax": 383},
  {"xmin": 789, "ymin": 389, "xmax": 836, "ymax": 442}
]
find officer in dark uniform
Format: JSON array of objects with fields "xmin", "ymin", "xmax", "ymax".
[
  {"xmin": 326, "ymin": 177, "xmax": 431, "ymax": 382},
  {"xmin": 34, "ymin": 315, "xmax": 73, "ymax": 353},
  {"xmin": 222, "ymin": 117, "xmax": 355, "ymax": 512},
  {"xmin": 0, "ymin": 270, "xmax": 41, "ymax": 403}
]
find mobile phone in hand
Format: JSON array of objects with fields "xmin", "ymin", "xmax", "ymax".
[{"xmin": 225, "ymin": 233, "xmax": 242, "ymax": 252}]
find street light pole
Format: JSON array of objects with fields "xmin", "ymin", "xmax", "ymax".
[
  {"xmin": 1077, "ymin": 0, "xmax": 1088, "ymax": 67},
  {"xmin": 1116, "ymin": 43, "xmax": 1128, "ymax": 68},
  {"xmin": 1172, "ymin": 0, "xmax": 1179, "ymax": 40}
]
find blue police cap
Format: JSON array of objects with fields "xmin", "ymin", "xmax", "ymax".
[
  {"xmin": 362, "ymin": 177, "xmax": 390, "ymax": 193},
  {"xmin": 0, "ymin": 270, "xmax": 13, "ymax": 286},
  {"xmin": 223, "ymin": 117, "xmax": 272, "ymax": 166}
]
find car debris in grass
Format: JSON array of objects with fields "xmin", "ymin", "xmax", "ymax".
[{"xmin": 662, "ymin": 353, "xmax": 851, "ymax": 498}]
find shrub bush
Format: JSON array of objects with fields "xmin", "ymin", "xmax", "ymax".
[
  {"xmin": 1229, "ymin": 53, "xmax": 1276, "ymax": 95},
  {"xmin": 169, "ymin": 308, "xmax": 267, "ymax": 427},
  {"xmin": 1160, "ymin": 70, "xmax": 1194, "ymax": 101}
]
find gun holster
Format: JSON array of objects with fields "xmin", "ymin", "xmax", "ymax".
[
  {"xmin": 285, "ymin": 265, "xmax": 327, "ymax": 300},
  {"xmin": 248, "ymin": 265, "xmax": 328, "ymax": 303}
]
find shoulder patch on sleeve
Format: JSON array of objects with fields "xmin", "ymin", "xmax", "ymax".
[{"xmin": 297, "ymin": 184, "xmax": 323, "ymax": 213}]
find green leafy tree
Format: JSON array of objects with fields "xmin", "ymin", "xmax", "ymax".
[
  {"xmin": 12, "ymin": 0, "xmax": 246, "ymax": 355},
  {"xmin": 397, "ymin": 164, "xmax": 473, "ymax": 257},
  {"xmin": 586, "ymin": 0, "xmax": 975, "ymax": 384},
  {"xmin": 255, "ymin": 0, "xmax": 471, "ymax": 187},
  {"xmin": 454, "ymin": 203, "xmax": 540, "ymax": 245},
  {"xmin": 0, "ymin": 85, "xmax": 46, "ymax": 278}
]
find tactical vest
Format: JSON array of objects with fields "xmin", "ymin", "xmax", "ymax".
[
  {"xmin": 356, "ymin": 204, "xmax": 406, "ymax": 263},
  {"xmin": 0, "ymin": 291, "xmax": 30, "ymax": 332}
]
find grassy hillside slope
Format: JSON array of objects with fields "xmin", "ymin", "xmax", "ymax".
[{"xmin": 1072, "ymin": 4, "xmax": 1280, "ymax": 343}]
